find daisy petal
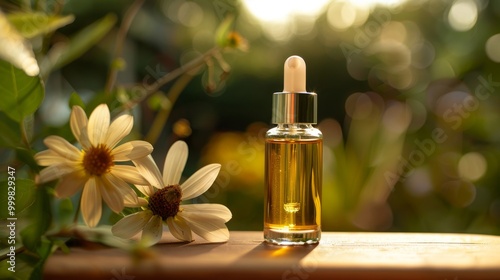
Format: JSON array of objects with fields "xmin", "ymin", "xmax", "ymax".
[
  {"xmin": 118, "ymin": 187, "xmax": 140, "ymax": 208},
  {"xmin": 141, "ymin": 215, "xmax": 163, "ymax": 246},
  {"xmin": 35, "ymin": 150, "xmax": 67, "ymax": 166},
  {"xmin": 181, "ymin": 164, "xmax": 221, "ymax": 200},
  {"xmin": 54, "ymin": 171, "xmax": 87, "ymax": 198},
  {"xmin": 100, "ymin": 176, "xmax": 125, "ymax": 213},
  {"xmin": 104, "ymin": 172, "xmax": 139, "ymax": 207},
  {"xmin": 181, "ymin": 204, "xmax": 232, "ymax": 222},
  {"xmin": 167, "ymin": 216, "xmax": 192, "ymax": 242},
  {"xmin": 112, "ymin": 141, "xmax": 153, "ymax": 161},
  {"xmin": 179, "ymin": 211, "xmax": 230, "ymax": 242},
  {"xmin": 125, "ymin": 197, "xmax": 148, "ymax": 208},
  {"xmin": 81, "ymin": 177, "xmax": 102, "ymax": 227},
  {"xmin": 133, "ymin": 155, "xmax": 164, "ymax": 188},
  {"xmin": 111, "ymin": 165, "xmax": 149, "ymax": 185},
  {"xmin": 134, "ymin": 185, "xmax": 156, "ymax": 197},
  {"xmin": 163, "ymin": 141, "xmax": 188, "ymax": 186},
  {"xmin": 105, "ymin": 114, "xmax": 133, "ymax": 149},
  {"xmin": 87, "ymin": 104, "xmax": 110, "ymax": 146},
  {"xmin": 70, "ymin": 105, "xmax": 91, "ymax": 149},
  {"xmin": 43, "ymin": 136, "xmax": 81, "ymax": 161},
  {"xmin": 38, "ymin": 164, "xmax": 77, "ymax": 184},
  {"xmin": 112, "ymin": 210, "xmax": 153, "ymax": 239}
]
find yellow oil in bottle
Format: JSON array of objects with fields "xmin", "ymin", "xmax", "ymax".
[{"xmin": 264, "ymin": 138, "xmax": 322, "ymax": 244}]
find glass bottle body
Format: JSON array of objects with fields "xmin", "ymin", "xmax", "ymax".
[{"xmin": 264, "ymin": 124, "xmax": 322, "ymax": 245}]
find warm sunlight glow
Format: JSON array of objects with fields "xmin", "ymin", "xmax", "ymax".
[
  {"xmin": 243, "ymin": 0, "xmax": 407, "ymax": 24},
  {"xmin": 242, "ymin": 0, "xmax": 407, "ymax": 40},
  {"xmin": 348, "ymin": 0, "xmax": 407, "ymax": 7},
  {"xmin": 241, "ymin": 0, "xmax": 330, "ymax": 41},
  {"xmin": 242, "ymin": 0, "xmax": 330, "ymax": 23}
]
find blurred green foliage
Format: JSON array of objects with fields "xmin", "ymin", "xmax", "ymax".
[{"xmin": 1, "ymin": 0, "xmax": 500, "ymax": 278}]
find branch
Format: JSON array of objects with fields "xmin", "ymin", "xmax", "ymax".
[
  {"xmin": 144, "ymin": 72, "xmax": 197, "ymax": 145},
  {"xmin": 120, "ymin": 47, "xmax": 220, "ymax": 112},
  {"xmin": 0, "ymin": 246, "xmax": 25, "ymax": 261},
  {"xmin": 104, "ymin": 0, "xmax": 145, "ymax": 94}
]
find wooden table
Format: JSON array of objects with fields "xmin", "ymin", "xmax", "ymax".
[{"xmin": 44, "ymin": 231, "xmax": 500, "ymax": 279}]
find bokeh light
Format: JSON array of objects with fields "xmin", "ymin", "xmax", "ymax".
[
  {"xmin": 458, "ymin": 152, "xmax": 487, "ymax": 181},
  {"xmin": 434, "ymin": 90, "xmax": 472, "ymax": 117},
  {"xmin": 173, "ymin": 118, "xmax": 192, "ymax": 138},
  {"xmin": 411, "ymin": 40, "xmax": 435, "ymax": 69},
  {"xmin": 404, "ymin": 168, "xmax": 433, "ymax": 197},
  {"xmin": 485, "ymin": 33, "xmax": 500, "ymax": 63},
  {"xmin": 319, "ymin": 118, "xmax": 343, "ymax": 147},
  {"xmin": 382, "ymin": 101, "xmax": 411, "ymax": 134},
  {"xmin": 441, "ymin": 180, "xmax": 477, "ymax": 207},
  {"xmin": 164, "ymin": 0, "xmax": 204, "ymax": 27},
  {"xmin": 448, "ymin": 0, "xmax": 478, "ymax": 31},
  {"xmin": 327, "ymin": 1, "xmax": 369, "ymax": 30},
  {"xmin": 345, "ymin": 92, "xmax": 374, "ymax": 119}
]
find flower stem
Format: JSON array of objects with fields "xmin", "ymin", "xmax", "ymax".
[
  {"xmin": 104, "ymin": 0, "xmax": 145, "ymax": 94},
  {"xmin": 145, "ymin": 72, "xmax": 197, "ymax": 145},
  {"xmin": 73, "ymin": 196, "xmax": 82, "ymax": 225},
  {"xmin": 20, "ymin": 118, "xmax": 31, "ymax": 149}
]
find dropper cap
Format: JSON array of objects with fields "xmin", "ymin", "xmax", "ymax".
[{"xmin": 272, "ymin": 55, "xmax": 317, "ymax": 124}]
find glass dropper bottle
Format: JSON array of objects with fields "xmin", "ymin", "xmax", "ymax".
[{"xmin": 264, "ymin": 55, "xmax": 322, "ymax": 245}]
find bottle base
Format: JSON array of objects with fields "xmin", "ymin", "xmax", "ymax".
[{"xmin": 264, "ymin": 228, "xmax": 320, "ymax": 245}]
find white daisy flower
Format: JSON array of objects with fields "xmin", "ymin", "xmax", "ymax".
[
  {"xmin": 35, "ymin": 104, "xmax": 152, "ymax": 227},
  {"xmin": 111, "ymin": 140, "xmax": 232, "ymax": 246}
]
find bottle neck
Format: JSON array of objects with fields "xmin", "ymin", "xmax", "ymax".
[
  {"xmin": 276, "ymin": 123, "xmax": 314, "ymax": 130},
  {"xmin": 268, "ymin": 123, "xmax": 322, "ymax": 139}
]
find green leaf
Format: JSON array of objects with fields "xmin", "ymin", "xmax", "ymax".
[
  {"xmin": 7, "ymin": 12, "xmax": 75, "ymax": 39},
  {"xmin": 0, "ymin": 111, "xmax": 21, "ymax": 148},
  {"xmin": 215, "ymin": 15, "xmax": 234, "ymax": 47},
  {"xmin": 53, "ymin": 239, "xmax": 70, "ymax": 254},
  {"xmin": 0, "ymin": 250, "xmax": 36, "ymax": 279},
  {"xmin": 20, "ymin": 184, "xmax": 52, "ymax": 252},
  {"xmin": 22, "ymin": 114, "xmax": 34, "ymax": 144},
  {"xmin": 0, "ymin": 179, "xmax": 36, "ymax": 219},
  {"xmin": 147, "ymin": 92, "xmax": 171, "ymax": 111},
  {"xmin": 0, "ymin": 60, "xmax": 45, "ymax": 122},
  {"xmin": 69, "ymin": 92, "xmax": 85, "ymax": 109},
  {"xmin": 0, "ymin": 239, "xmax": 56, "ymax": 280},
  {"xmin": 74, "ymin": 225, "xmax": 131, "ymax": 249},
  {"xmin": 29, "ymin": 239, "xmax": 54, "ymax": 280},
  {"xmin": 51, "ymin": 13, "xmax": 117, "ymax": 70},
  {"xmin": 15, "ymin": 147, "xmax": 39, "ymax": 172}
]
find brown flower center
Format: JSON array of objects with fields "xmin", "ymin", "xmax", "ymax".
[
  {"xmin": 82, "ymin": 144, "xmax": 114, "ymax": 176},
  {"xmin": 148, "ymin": 185, "xmax": 182, "ymax": 220}
]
